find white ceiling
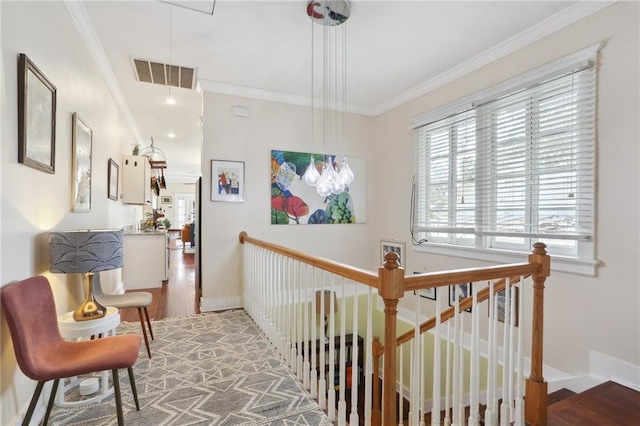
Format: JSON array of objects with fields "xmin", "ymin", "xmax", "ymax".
[{"xmin": 76, "ymin": 0, "xmax": 611, "ymax": 184}]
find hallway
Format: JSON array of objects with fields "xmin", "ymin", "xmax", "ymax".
[{"xmin": 119, "ymin": 236, "xmax": 200, "ymax": 322}]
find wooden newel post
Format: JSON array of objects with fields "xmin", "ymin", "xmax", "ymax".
[
  {"xmin": 526, "ymin": 242, "xmax": 550, "ymax": 426},
  {"xmin": 378, "ymin": 252, "xmax": 404, "ymax": 426}
]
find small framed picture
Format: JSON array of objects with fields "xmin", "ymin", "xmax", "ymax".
[
  {"xmin": 449, "ymin": 282, "xmax": 473, "ymax": 313},
  {"xmin": 490, "ymin": 286, "xmax": 519, "ymax": 326},
  {"xmin": 107, "ymin": 158, "xmax": 118, "ymax": 201},
  {"xmin": 211, "ymin": 159, "xmax": 245, "ymax": 202},
  {"xmin": 380, "ymin": 240, "xmax": 405, "ymax": 266},
  {"xmin": 414, "ymin": 272, "xmax": 436, "ymax": 300},
  {"xmin": 161, "ymin": 195, "xmax": 172, "ymax": 204}
]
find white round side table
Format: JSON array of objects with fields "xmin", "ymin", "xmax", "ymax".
[{"xmin": 55, "ymin": 307, "xmax": 120, "ymax": 408}]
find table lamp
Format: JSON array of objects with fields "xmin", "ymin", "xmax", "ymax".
[
  {"xmin": 49, "ymin": 229, "xmax": 124, "ymax": 322},
  {"xmin": 315, "ymin": 290, "xmax": 337, "ymax": 342}
]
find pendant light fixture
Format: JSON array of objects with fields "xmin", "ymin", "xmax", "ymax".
[{"xmin": 303, "ymin": 0, "xmax": 354, "ymax": 196}]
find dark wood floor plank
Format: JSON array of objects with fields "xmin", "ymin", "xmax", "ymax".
[{"xmin": 548, "ymin": 381, "xmax": 640, "ymax": 425}]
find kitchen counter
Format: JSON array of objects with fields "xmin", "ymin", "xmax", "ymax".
[{"xmin": 122, "ymin": 232, "xmax": 168, "ymax": 289}]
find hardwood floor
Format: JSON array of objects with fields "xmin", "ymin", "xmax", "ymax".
[{"xmin": 119, "ymin": 236, "xmax": 200, "ymax": 322}]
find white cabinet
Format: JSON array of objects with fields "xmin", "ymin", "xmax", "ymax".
[
  {"xmin": 122, "ymin": 232, "xmax": 168, "ymax": 289},
  {"xmin": 122, "ymin": 155, "xmax": 151, "ymax": 205}
]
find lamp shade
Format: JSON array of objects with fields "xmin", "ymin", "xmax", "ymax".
[{"xmin": 49, "ymin": 229, "xmax": 124, "ymax": 274}]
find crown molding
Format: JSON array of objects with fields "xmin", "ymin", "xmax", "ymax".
[
  {"xmin": 197, "ymin": 79, "xmax": 375, "ymax": 117},
  {"xmin": 64, "ymin": 1, "xmax": 143, "ymax": 143},
  {"xmin": 370, "ymin": 0, "xmax": 616, "ymax": 116}
]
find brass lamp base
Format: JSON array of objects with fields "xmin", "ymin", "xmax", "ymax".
[{"xmin": 73, "ymin": 272, "xmax": 107, "ymax": 322}]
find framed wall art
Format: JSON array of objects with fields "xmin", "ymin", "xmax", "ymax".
[
  {"xmin": 381, "ymin": 240, "xmax": 405, "ymax": 266},
  {"xmin": 211, "ymin": 160, "xmax": 244, "ymax": 202},
  {"xmin": 490, "ymin": 286, "xmax": 519, "ymax": 326},
  {"xmin": 161, "ymin": 195, "xmax": 173, "ymax": 204},
  {"xmin": 108, "ymin": 158, "xmax": 119, "ymax": 201},
  {"xmin": 414, "ymin": 272, "xmax": 436, "ymax": 300},
  {"xmin": 17, "ymin": 53, "xmax": 57, "ymax": 174},
  {"xmin": 72, "ymin": 113, "xmax": 92, "ymax": 212},
  {"xmin": 270, "ymin": 150, "xmax": 367, "ymax": 225},
  {"xmin": 449, "ymin": 282, "xmax": 473, "ymax": 312}
]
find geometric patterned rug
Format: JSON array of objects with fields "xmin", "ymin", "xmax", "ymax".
[{"xmin": 48, "ymin": 310, "xmax": 331, "ymax": 425}]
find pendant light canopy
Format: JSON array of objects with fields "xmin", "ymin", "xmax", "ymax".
[{"xmin": 303, "ymin": 0, "xmax": 354, "ymax": 196}]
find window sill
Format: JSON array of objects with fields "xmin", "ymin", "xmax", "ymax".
[{"xmin": 413, "ymin": 243, "xmax": 599, "ymax": 277}]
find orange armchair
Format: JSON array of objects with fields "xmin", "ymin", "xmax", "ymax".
[{"xmin": 1, "ymin": 276, "xmax": 142, "ymax": 426}]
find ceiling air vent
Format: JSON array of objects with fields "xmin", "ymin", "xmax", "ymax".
[{"xmin": 133, "ymin": 58, "xmax": 197, "ymax": 89}]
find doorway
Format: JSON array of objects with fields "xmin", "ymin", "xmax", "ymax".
[{"xmin": 174, "ymin": 193, "xmax": 196, "ymax": 229}]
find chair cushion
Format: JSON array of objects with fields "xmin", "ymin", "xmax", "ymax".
[{"xmin": 97, "ymin": 291, "xmax": 153, "ymax": 309}]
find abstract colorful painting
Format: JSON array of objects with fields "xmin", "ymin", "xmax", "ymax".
[{"xmin": 271, "ymin": 150, "xmax": 366, "ymax": 225}]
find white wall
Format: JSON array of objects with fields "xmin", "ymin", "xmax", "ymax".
[
  {"xmin": 200, "ymin": 94, "xmax": 377, "ymax": 311},
  {"xmin": 1, "ymin": 2, "xmax": 138, "ymax": 423},
  {"xmin": 372, "ymin": 1, "xmax": 639, "ymax": 377}
]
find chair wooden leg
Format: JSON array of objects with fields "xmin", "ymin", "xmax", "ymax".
[
  {"xmin": 143, "ymin": 307, "xmax": 154, "ymax": 340},
  {"xmin": 43, "ymin": 379, "xmax": 60, "ymax": 425},
  {"xmin": 137, "ymin": 307, "xmax": 152, "ymax": 358},
  {"xmin": 22, "ymin": 381, "xmax": 45, "ymax": 426},
  {"xmin": 112, "ymin": 369, "xmax": 124, "ymax": 426},
  {"xmin": 128, "ymin": 367, "xmax": 140, "ymax": 411}
]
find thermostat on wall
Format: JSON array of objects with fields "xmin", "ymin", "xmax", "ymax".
[{"xmin": 231, "ymin": 106, "xmax": 250, "ymax": 117}]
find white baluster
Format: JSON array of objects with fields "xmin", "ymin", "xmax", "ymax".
[
  {"xmin": 468, "ymin": 287, "xmax": 479, "ymax": 426},
  {"xmin": 399, "ymin": 343, "xmax": 404, "ymax": 426},
  {"xmin": 485, "ymin": 281, "xmax": 496, "ymax": 426},
  {"xmin": 338, "ymin": 278, "xmax": 347, "ymax": 426},
  {"xmin": 420, "ymin": 333, "xmax": 426, "ymax": 426},
  {"xmin": 452, "ymin": 301, "xmax": 460, "ymax": 426},
  {"xmin": 364, "ymin": 287, "xmax": 373, "ymax": 426},
  {"xmin": 296, "ymin": 263, "xmax": 304, "ymax": 381},
  {"xmin": 319, "ymin": 271, "xmax": 327, "ymax": 410},
  {"xmin": 349, "ymin": 281, "xmax": 360, "ymax": 426},
  {"xmin": 500, "ymin": 279, "xmax": 511, "ymax": 426},
  {"xmin": 507, "ymin": 279, "xmax": 517, "ymax": 422},
  {"xmin": 289, "ymin": 259, "xmax": 296, "ymax": 370},
  {"xmin": 303, "ymin": 265, "xmax": 311, "ymax": 389},
  {"xmin": 328, "ymin": 275, "xmax": 336, "ymax": 421},
  {"xmin": 432, "ymin": 301, "xmax": 441, "ymax": 426},
  {"xmin": 457, "ymin": 309, "xmax": 465, "ymax": 425},
  {"xmin": 408, "ymin": 340, "xmax": 415, "ymax": 424},
  {"xmin": 514, "ymin": 279, "xmax": 525, "ymax": 426},
  {"xmin": 310, "ymin": 267, "xmax": 318, "ymax": 399},
  {"xmin": 444, "ymin": 322, "xmax": 452, "ymax": 426}
]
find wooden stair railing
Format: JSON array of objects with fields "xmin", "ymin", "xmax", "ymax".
[
  {"xmin": 372, "ymin": 243, "xmax": 550, "ymax": 426},
  {"xmin": 371, "ymin": 275, "xmax": 528, "ymax": 422},
  {"xmin": 238, "ymin": 232, "xmax": 550, "ymax": 426}
]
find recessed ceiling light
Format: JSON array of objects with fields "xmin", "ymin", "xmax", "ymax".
[
  {"xmin": 167, "ymin": 132, "xmax": 176, "ymax": 138},
  {"xmin": 165, "ymin": 96, "xmax": 177, "ymax": 105}
]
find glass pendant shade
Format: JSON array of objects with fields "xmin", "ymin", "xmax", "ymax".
[
  {"xmin": 303, "ymin": 155, "xmax": 321, "ymax": 186},
  {"xmin": 316, "ymin": 162, "xmax": 333, "ymax": 197},
  {"xmin": 337, "ymin": 155, "xmax": 354, "ymax": 185}
]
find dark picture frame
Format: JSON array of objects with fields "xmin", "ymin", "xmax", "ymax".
[
  {"xmin": 108, "ymin": 158, "xmax": 119, "ymax": 201},
  {"xmin": 449, "ymin": 282, "xmax": 473, "ymax": 313},
  {"xmin": 414, "ymin": 272, "xmax": 436, "ymax": 300},
  {"xmin": 71, "ymin": 113, "xmax": 92, "ymax": 212},
  {"xmin": 381, "ymin": 240, "xmax": 405, "ymax": 266},
  {"xmin": 17, "ymin": 53, "xmax": 57, "ymax": 174},
  {"xmin": 490, "ymin": 286, "xmax": 519, "ymax": 326}
]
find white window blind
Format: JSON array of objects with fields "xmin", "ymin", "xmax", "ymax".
[{"xmin": 412, "ymin": 58, "xmax": 596, "ymax": 259}]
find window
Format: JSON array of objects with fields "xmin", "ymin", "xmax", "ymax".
[{"xmin": 412, "ymin": 45, "xmax": 598, "ymax": 268}]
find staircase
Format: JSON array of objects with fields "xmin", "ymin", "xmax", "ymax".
[{"xmin": 547, "ymin": 381, "xmax": 640, "ymax": 425}]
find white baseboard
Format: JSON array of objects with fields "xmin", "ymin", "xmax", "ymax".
[
  {"xmin": 589, "ymin": 350, "xmax": 640, "ymax": 391},
  {"xmin": 200, "ymin": 296, "xmax": 242, "ymax": 312}
]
